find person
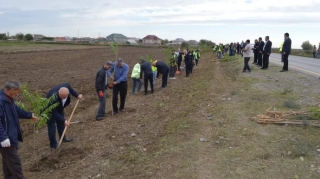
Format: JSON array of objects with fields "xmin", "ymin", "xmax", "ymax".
[
  {"xmin": 195, "ymin": 49, "xmax": 200, "ymax": 66},
  {"xmin": 151, "ymin": 60, "xmax": 157, "ymax": 85},
  {"xmin": 313, "ymin": 45, "xmax": 317, "ymax": 58},
  {"xmin": 153, "ymin": 60, "xmax": 169, "ymax": 88},
  {"xmin": 131, "ymin": 61, "xmax": 142, "ymax": 95},
  {"xmin": 184, "ymin": 49, "xmax": 192, "ymax": 77},
  {"xmin": 108, "ymin": 58, "xmax": 129, "ymax": 115},
  {"xmin": 95, "ymin": 61, "xmax": 113, "ymax": 121},
  {"xmin": 190, "ymin": 50, "xmax": 195, "ymax": 74},
  {"xmin": 261, "ymin": 36, "xmax": 272, "ymax": 70},
  {"xmin": 169, "ymin": 50, "xmax": 177, "ymax": 79},
  {"xmin": 253, "ymin": 39, "xmax": 259, "ymax": 64},
  {"xmin": 139, "ymin": 58, "xmax": 154, "ymax": 95},
  {"xmin": 279, "ymin": 41, "xmax": 284, "ymax": 62},
  {"xmin": 242, "ymin": 39, "xmax": 252, "ymax": 72},
  {"xmin": 257, "ymin": 37, "xmax": 265, "ymax": 66},
  {"xmin": 217, "ymin": 44, "xmax": 222, "ymax": 59},
  {"xmin": 46, "ymin": 83, "xmax": 82, "ymax": 149},
  {"xmin": 177, "ymin": 50, "xmax": 183, "ymax": 71},
  {"xmin": 281, "ymin": 32, "xmax": 292, "ymax": 72},
  {"xmin": 229, "ymin": 43, "xmax": 233, "ymax": 56},
  {"xmin": 0, "ymin": 81, "xmax": 36, "ymax": 179}
]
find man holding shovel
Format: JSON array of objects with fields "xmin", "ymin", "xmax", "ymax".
[
  {"xmin": 0, "ymin": 81, "xmax": 37, "ymax": 179},
  {"xmin": 46, "ymin": 83, "xmax": 82, "ymax": 149}
]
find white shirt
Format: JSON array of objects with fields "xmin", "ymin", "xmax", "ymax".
[
  {"xmin": 263, "ymin": 40, "xmax": 268, "ymax": 51},
  {"xmin": 243, "ymin": 44, "xmax": 251, "ymax": 57},
  {"xmin": 62, "ymin": 98, "xmax": 67, "ymax": 107}
]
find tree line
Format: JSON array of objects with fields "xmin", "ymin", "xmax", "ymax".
[{"xmin": 0, "ymin": 32, "xmax": 33, "ymax": 41}]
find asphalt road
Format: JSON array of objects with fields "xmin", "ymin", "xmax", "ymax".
[{"xmin": 267, "ymin": 53, "xmax": 320, "ymax": 77}]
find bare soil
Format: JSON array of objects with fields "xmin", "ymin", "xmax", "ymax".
[{"xmin": 1, "ymin": 46, "xmax": 320, "ymax": 179}]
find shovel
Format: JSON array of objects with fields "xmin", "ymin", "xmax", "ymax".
[{"xmin": 50, "ymin": 99, "xmax": 80, "ymax": 160}]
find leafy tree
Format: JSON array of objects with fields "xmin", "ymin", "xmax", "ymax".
[
  {"xmin": 24, "ymin": 33, "xmax": 33, "ymax": 41},
  {"xmin": 15, "ymin": 85, "xmax": 59, "ymax": 130},
  {"xmin": 161, "ymin": 39, "xmax": 169, "ymax": 45},
  {"xmin": 110, "ymin": 42, "xmax": 119, "ymax": 60},
  {"xmin": 199, "ymin": 39, "xmax": 215, "ymax": 47},
  {"xmin": 0, "ymin": 33, "xmax": 8, "ymax": 40},
  {"xmin": 180, "ymin": 42, "xmax": 189, "ymax": 50},
  {"xmin": 301, "ymin": 41, "xmax": 312, "ymax": 51},
  {"xmin": 16, "ymin": 32, "xmax": 24, "ymax": 41}
]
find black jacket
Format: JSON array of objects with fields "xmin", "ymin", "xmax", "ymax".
[
  {"xmin": 263, "ymin": 41, "xmax": 272, "ymax": 54},
  {"xmin": 95, "ymin": 66, "xmax": 107, "ymax": 92},
  {"xmin": 155, "ymin": 61, "xmax": 169, "ymax": 75},
  {"xmin": 46, "ymin": 83, "xmax": 79, "ymax": 122},
  {"xmin": 258, "ymin": 41, "xmax": 265, "ymax": 52},
  {"xmin": 0, "ymin": 90, "xmax": 32, "ymax": 147},
  {"xmin": 282, "ymin": 37, "xmax": 292, "ymax": 54},
  {"xmin": 254, "ymin": 42, "xmax": 259, "ymax": 53},
  {"xmin": 178, "ymin": 52, "xmax": 183, "ymax": 62},
  {"xmin": 184, "ymin": 53, "xmax": 192, "ymax": 64},
  {"xmin": 140, "ymin": 61, "xmax": 153, "ymax": 79}
]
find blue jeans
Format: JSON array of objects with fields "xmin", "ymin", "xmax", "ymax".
[
  {"xmin": 96, "ymin": 89, "xmax": 106, "ymax": 119},
  {"xmin": 218, "ymin": 51, "xmax": 222, "ymax": 59},
  {"xmin": 132, "ymin": 78, "xmax": 142, "ymax": 94},
  {"xmin": 153, "ymin": 71, "xmax": 157, "ymax": 85}
]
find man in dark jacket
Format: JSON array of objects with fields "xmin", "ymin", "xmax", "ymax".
[
  {"xmin": 253, "ymin": 39, "xmax": 259, "ymax": 64},
  {"xmin": 257, "ymin": 37, "xmax": 265, "ymax": 66},
  {"xmin": 95, "ymin": 61, "xmax": 113, "ymax": 121},
  {"xmin": 177, "ymin": 50, "xmax": 183, "ymax": 71},
  {"xmin": 184, "ymin": 50, "xmax": 192, "ymax": 77},
  {"xmin": 261, "ymin": 36, "xmax": 272, "ymax": 69},
  {"xmin": 46, "ymin": 83, "xmax": 82, "ymax": 149},
  {"xmin": 0, "ymin": 81, "xmax": 36, "ymax": 179},
  {"xmin": 153, "ymin": 60, "xmax": 169, "ymax": 88},
  {"xmin": 139, "ymin": 59, "xmax": 154, "ymax": 95},
  {"xmin": 281, "ymin": 33, "xmax": 292, "ymax": 72}
]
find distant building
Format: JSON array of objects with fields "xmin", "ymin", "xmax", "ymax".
[
  {"xmin": 55, "ymin": 37, "xmax": 66, "ymax": 42},
  {"xmin": 127, "ymin": 39, "xmax": 138, "ymax": 45},
  {"xmin": 172, "ymin": 38, "xmax": 186, "ymax": 45},
  {"xmin": 65, "ymin": 36, "xmax": 72, "ymax": 42},
  {"xmin": 33, "ymin": 34, "xmax": 45, "ymax": 41},
  {"xmin": 187, "ymin": 40, "xmax": 198, "ymax": 46},
  {"xmin": 106, "ymin": 33, "xmax": 128, "ymax": 44},
  {"xmin": 142, "ymin": 35, "xmax": 162, "ymax": 45}
]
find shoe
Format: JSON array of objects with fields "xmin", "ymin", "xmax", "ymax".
[
  {"xmin": 151, "ymin": 90, "xmax": 154, "ymax": 94},
  {"xmin": 120, "ymin": 109, "xmax": 125, "ymax": 112},
  {"xmin": 62, "ymin": 137, "xmax": 73, "ymax": 142},
  {"xmin": 96, "ymin": 117, "xmax": 104, "ymax": 121},
  {"xmin": 112, "ymin": 111, "xmax": 117, "ymax": 115},
  {"xmin": 172, "ymin": 77, "xmax": 176, "ymax": 79},
  {"xmin": 169, "ymin": 77, "xmax": 172, "ymax": 79},
  {"xmin": 263, "ymin": 68, "xmax": 267, "ymax": 70}
]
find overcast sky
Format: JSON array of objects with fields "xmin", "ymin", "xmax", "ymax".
[{"xmin": 1, "ymin": 0, "xmax": 320, "ymax": 48}]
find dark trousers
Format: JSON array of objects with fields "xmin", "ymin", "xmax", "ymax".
[
  {"xmin": 96, "ymin": 89, "xmax": 106, "ymax": 118},
  {"xmin": 243, "ymin": 57, "xmax": 251, "ymax": 71},
  {"xmin": 169, "ymin": 66, "xmax": 177, "ymax": 78},
  {"xmin": 185, "ymin": 63, "xmax": 192, "ymax": 77},
  {"xmin": 112, "ymin": 81, "xmax": 127, "ymax": 112},
  {"xmin": 258, "ymin": 52, "xmax": 263, "ymax": 66},
  {"xmin": 0, "ymin": 146, "xmax": 25, "ymax": 179},
  {"xmin": 144, "ymin": 73, "xmax": 154, "ymax": 94},
  {"xmin": 177, "ymin": 60, "xmax": 182, "ymax": 71},
  {"xmin": 313, "ymin": 52, "xmax": 316, "ymax": 58},
  {"xmin": 195, "ymin": 59, "xmax": 199, "ymax": 66},
  {"xmin": 47, "ymin": 115, "xmax": 65, "ymax": 148},
  {"xmin": 161, "ymin": 68, "xmax": 169, "ymax": 87},
  {"xmin": 262, "ymin": 54, "xmax": 270, "ymax": 69},
  {"xmin": 253, "ymin": 52, "xmax": 258, "ymax": 63},
  {"xmin": 190, "ymin": 62, "xmax": 194, "ymax": 74},
  {"xmin": 283, "ymin": 54, "xmax": 289, "ymax": 71}
]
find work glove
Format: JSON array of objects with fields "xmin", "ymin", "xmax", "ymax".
[
  {"xmin": 1, "ymin": 139, "xmax": 10, "ymax": 147},
  {"xmin": 99, "ymin": 91, "xmax": 104, "ymax": 98}
]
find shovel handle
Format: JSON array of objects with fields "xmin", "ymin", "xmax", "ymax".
[{"xmin": 57, "ymin": 99, "xmax": 80, "ymax": 148}]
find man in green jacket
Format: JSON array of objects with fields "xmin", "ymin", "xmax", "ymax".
[
  {"xmin": 131, "ymin": 61, "xmax": 142, "ymax": 95},
  {"xmin": 169, "ymin": 50, "xmax": 177, "ymax": 79}
]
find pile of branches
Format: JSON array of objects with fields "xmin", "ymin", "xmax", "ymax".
[{"xmin": 251, "ymin": 108, "xmax": 320, "ymax": 127}]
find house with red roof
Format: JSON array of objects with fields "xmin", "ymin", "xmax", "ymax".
[{"xmin": 142, "ymin": 35, "xmax": 162, "ymax": 45}]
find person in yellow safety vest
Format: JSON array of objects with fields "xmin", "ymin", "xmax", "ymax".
[
  {"xmin": 195, "ymin": 49, "xmax": 200, "ymax": 66},
  {"xmin": 193, "ymin": 51, "xmax": 198, "ymax": 66},
  {"xmin": 169, "ymin": 50, "xmax": 177, "ymax": 79},
  {"xmin": 151, "ymin": 64, "xmax": 157, "ymax": 85},
  {"xmin": 279, "ymin": 41, "xmax": 284, "ymax": 62},
  {"xmin": 131, "ymin": 61, "xmax": 142, "ymax": 95},
  {"xmin": 217, "ymin": 44, "xmax": 222, "ymax": 59}
]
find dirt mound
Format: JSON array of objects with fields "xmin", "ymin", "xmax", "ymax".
[{"xmin": 28, "ymin": 147, "xmax": 86, "ymax": 172}]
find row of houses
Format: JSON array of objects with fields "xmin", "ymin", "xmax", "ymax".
[{"xmin": 30, "ymin": 33, "xmax": 198, "ymax": 46}]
